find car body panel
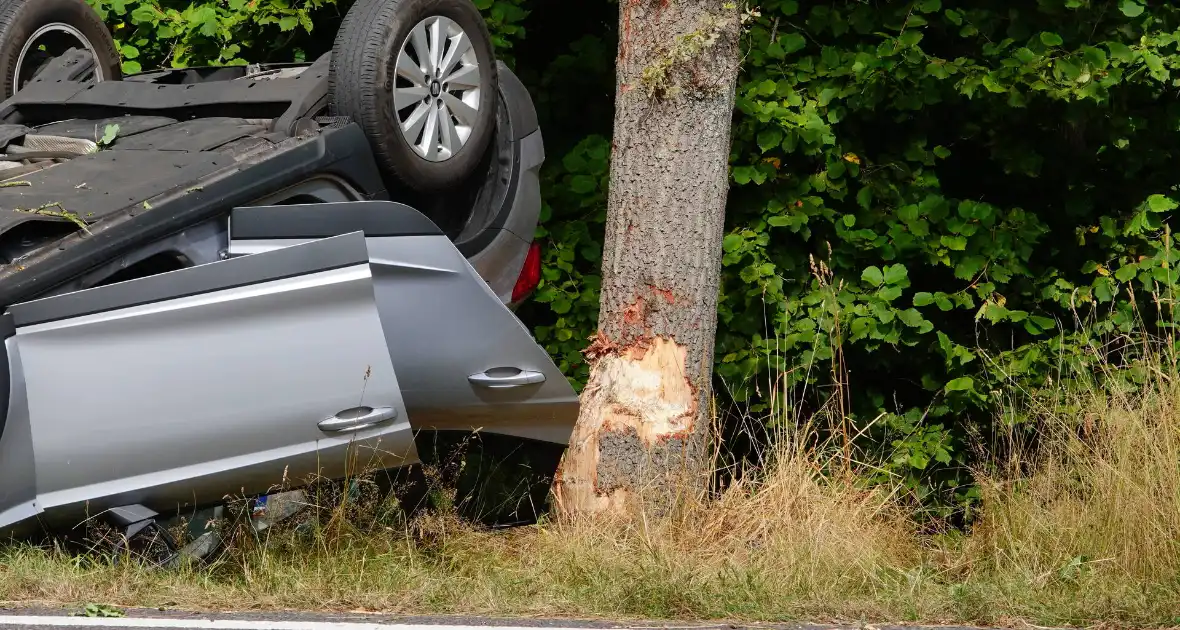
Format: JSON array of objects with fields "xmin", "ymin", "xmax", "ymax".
[
  {"xmin": 227, "ymin": 202, "xmax": 579, "ymax": 446},
  {"xmin": 0, "ymin": 333, "xmax": 37, "ymax": 532},
  {"xmin": 0, "ymin": 232, "xmax": 419, "ymax": 529}
]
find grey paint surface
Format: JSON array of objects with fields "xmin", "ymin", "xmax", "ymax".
[
  {"xmin": 0, "ymin": 338, "xmax": 36, "ymax": 531},
  {"xmin": 1, "ymin": 234, "xmax": 420, "ymax": 527},
  {"xmin": 367, "ymin": 235, "xmax": 577, "ymax": 444},
  {"xmin": 466, "ymin": 129, "xmax": 544, "ymax": 304},
  {"xmin": 228, "ymin": 231, "xmax": 579, "ymax": 446},
  {"xmin": 10, "ymin": 230, "xmax": 372, "ymax": 325},
  {"xmin": 0, "ymin": 225, "xmax": 577, "ymax": 533}
]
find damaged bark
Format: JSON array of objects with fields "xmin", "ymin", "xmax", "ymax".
[{"xmin": 553, "ymin": 0, "xmax": 741, "ymax": 516}]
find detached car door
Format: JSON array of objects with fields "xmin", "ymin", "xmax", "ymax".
[
  {"xmin": 9, "ymin": 231, "xmax": 417, "ymax": 520},
  {"xmin": 228, "ymin": 202, "xmax": 580, "ymax": 447}
]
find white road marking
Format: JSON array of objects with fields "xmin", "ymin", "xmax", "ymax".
[{"xmin": 0, "ymin": 619, "xmax": 618, "ymax": 630}]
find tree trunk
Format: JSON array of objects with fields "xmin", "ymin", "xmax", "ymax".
[{"xmin": 553, "ymin": 0, "xmax": 742, "ymax": 515}]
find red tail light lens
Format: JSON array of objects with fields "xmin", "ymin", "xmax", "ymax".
[{"xmin": 512, "ymin": 242, "xmax": 542, "ymax": 303}]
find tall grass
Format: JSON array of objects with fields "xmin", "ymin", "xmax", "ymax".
[{"xmin": 5, "ymin": 363, "xmax": 1180, "ymax": 626}]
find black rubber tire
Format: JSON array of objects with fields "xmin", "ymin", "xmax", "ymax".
[
  {"xmin": 0, "ymin": 0, "xmax": 121, "ymax": 101},
  {"xmin": 329, "ymin": 0, "xmax": 499, "ymax": 194}
]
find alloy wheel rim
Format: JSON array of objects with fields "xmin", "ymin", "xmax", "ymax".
[
  {"xmin": 393, "ymin": 15, "xmax": 482, "ymax": 162},
  {"xmin": 14, "ymin": 23, "xmax": 106, "ymax": 95}
]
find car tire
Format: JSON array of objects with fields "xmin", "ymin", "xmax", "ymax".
[
  {"xmin": 0, "ymin": 0, "xmax": 121, "ymax": 101},
  {"xmin": 329, "ymin": 0, "xmax": 499, "ymax": 194}
]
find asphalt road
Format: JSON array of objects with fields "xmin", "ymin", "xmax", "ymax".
[{"xmin": 0, "ymin": 608, "xmax": 1021, "ymax": 630}]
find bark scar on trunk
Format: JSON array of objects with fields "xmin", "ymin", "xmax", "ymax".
[
  {"xmin": 650, "ymin": 285, "xmax": 675, "ymax": 304},
  {"xmin": 622, "ymin": 295, "xmax": 646, "ymax": 326},
  {"xmin": 554, "ymin": 336, "xmax": 697, "ymax": 513},
  {"xmin": 599, "ymin": 337, "xmax": 696, "ymax": 443}
]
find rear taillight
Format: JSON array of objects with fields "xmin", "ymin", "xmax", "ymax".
[{"xmin": 511, "ymin": 242, "xmax": 542, "ymax": 303}]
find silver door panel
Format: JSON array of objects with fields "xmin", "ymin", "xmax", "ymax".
[
  {"xmin": 0, "ymin": 338, "xmax": 39, "ymax": 532},
  {"xmin": 228, "ymin": 233, "xmax": 579, "ymax": 446},
  {"xmin": 12, "ymin": 233, "xmax": 417, "ymax": 519},
  {"xmin": 367, "ymin": 235, "xmax": 578, "ymax": 444}
]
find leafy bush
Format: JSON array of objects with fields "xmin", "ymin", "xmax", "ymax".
[
  {"xmin": 526, "ymin": 0, "xmax": 1180, "ymax": 516},
  {"xmin": 84, "ymin": 0, "xmax": 527, "ymax": 72},
  {"xmin": 89, "ymin": 0, "xmax": 1180, "ymax": 516}
]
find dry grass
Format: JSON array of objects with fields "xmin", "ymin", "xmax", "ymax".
[{"xmin": 4, "ymin": 377, "xmax": 1180, "ymax": 627}]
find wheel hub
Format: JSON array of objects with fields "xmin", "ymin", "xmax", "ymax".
[{"xmin": 392, "ymin": 15, "xmax": 482, "ymax": 163}]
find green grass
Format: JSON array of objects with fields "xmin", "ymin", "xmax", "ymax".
[{"xmin": 5, "ymin": 374, "xmax": 1180, "ymax": 627}]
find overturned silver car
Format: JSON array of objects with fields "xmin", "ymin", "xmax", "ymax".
[{"xmin": 0, "ymin": 0, "xmax": 578, "ymax": 553}]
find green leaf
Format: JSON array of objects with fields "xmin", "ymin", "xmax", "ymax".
[
  {"xmin": 898, "ymin": 308, "xmax": 926, "ymax": 328},
  {"xmin": 842, "ymin": 214, "xmax": 856, "ymax": 227},
  {"xmin": 884, "ymin": 264, "xmax": 908, "ymax": 285},
  {"xmin": 913, "ymin": 292, "xmax": 935, "ymax": 307},
  {"xmin": 723, "ymin": 234, "xmax": 744, "ymax": 253},
  {"xmin": 1108, "ymin": 41, "xmax": 1134, "ymax": 63},
  {"xmin": 933, "ymin": 145, "xmax": 952, "ymax": 159},
  {"xmin": 878, "ymin": 285, "xmax": 903, "ymax": 302},
  {"xmin": 99, "ymin": 124, "xmax": 119, "ymax": 146},
  {"xmin": 569, "ymin": 174, "xmax": 596, "ymax": 194},
  {"xmin": 279, "ymin": 16, "xmax": 299, "ymax": 31},
  {"xmin": 130, "ymin": 5, "xmax": 161, "ymax": 23},
  {"xmin": 1014, "ymin": 47, "xmax": 1037, "ymax": 64},
  {"xmin": 1115, "ymin": 263, "xmax": 1139, "ymax": 282},
  {"xmin": 1147, "ymin": 194, "xmax": 1177, "ymax": 213},
  {"xmin": 1040, "ymin": 32, "xmax": 1064, "ymax": 47},
  {"xmin": 941, "ymin": 235, "xmax": 968, "ymax": 251},
  {"xmin": 1144, "ymin": 52, "xmax": 1165, "ymax": 78},
  {"xmin": 1030, "ymin": 315, "xmax": 1056, "ymax": 331},
  {"xmin": 898, "ymin": 31, "xmax": 923, "ymax": 49},
  {"xmin": 732, "ymin": 166, "xmax": 756, "ymax": 185},
  {"xmin": 857, "ymin": 186, "xmax": 873, "ymax": 210},
  {"xmin": 862, "ymin": 266, "xmax": 884, "ymax": 286},
  {"xmin": 944, "ymin": 9, "xmax": 963, "ymax": 25},
  {"xmin": 1119, "ymin": 0, "xmax": 1144, "ymax": 17},
  {"xmin": 757, "ymin": 128, "xmax": 783, "ymax": 153},
  {"xmin": 946, "ymin": 376, "xmax": 974, "ymax": 392},
  {"xmin": 781, "ymin": 33, "xmax": 806, "ymax": 55}
]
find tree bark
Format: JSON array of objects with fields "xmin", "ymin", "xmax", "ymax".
[{"xmin": 553, "ymin": 0, "xmax": 741, "ymax": 515}]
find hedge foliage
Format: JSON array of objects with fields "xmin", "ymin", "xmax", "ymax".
[{"xmin": 84, "ymin": 0, "xmax": 1180, "ymax": 516}]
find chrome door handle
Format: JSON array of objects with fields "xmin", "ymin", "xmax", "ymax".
[
  {"xmin": 468, "ymin": 368, "xmax": 546, "ymax": 389},
  {"xmin": 318, "ymin": 406, "xmax": 397, "ymax": 433}
]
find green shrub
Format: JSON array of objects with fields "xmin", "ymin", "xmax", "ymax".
[
  {"xmin": 527, "ymin": 0, "xmax": 1180, "ymax": 516},
  {"xmin": 87, "ymin": 0, "xmax": 1180, "ymax": 515}
]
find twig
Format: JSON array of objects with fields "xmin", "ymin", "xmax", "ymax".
[
  {"xmin": 0, "ymin": 180, "xmax": 30, "ymax": 188},
  {"xmin": 13, "ymin": 201, "xmax": 91, "ymax": 234}
]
